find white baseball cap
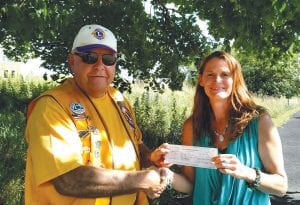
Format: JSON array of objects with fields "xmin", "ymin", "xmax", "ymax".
[{"xmin": 72, "ymin": 24, "xmax": 117, "ymax": 53}]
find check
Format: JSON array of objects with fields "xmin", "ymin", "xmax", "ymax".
[{"xmin": 165, "ymin": 144, "xmax": 218, "ymax": 169}]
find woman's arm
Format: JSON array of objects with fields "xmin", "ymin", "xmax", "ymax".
[
  {"xmin": 256, "ymin": 113, "xmax": 288, "ymax": 196},
  {"xmin": 181, "ymin": 118, "xmax": 195, "ymax": 184},
  {"xmin": 162, "ymin": 168, "xmax": 193, "ymax": 194}
]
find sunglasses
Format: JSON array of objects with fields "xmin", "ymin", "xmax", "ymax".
[{"xmin": 75, "ymin": 52, "xmax": 117, "ymax": 66}]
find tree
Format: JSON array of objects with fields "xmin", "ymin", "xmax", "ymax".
[
  {"xmin": 0, "ymin": 0, "xmax": 299, "ymax": 92},
  {"xmin": 241, "ymin": 53, "xmax": 300, "ymax": 98},
  {"xmin": 172, "ymin": 0, "xmax": 300, "ymax": 58},
  {"xmin": 0, "ymin": 0, "xmax": 210, "ymax": 91}
]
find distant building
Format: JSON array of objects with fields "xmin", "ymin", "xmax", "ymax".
[{"xmin": 0, "ymin": 48, "xmax": 48, "ymax": 79}]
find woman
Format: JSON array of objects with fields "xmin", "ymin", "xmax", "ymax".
[{"xmin": 152, "ymin": 50, "xmax": 288, "ymax": 204}]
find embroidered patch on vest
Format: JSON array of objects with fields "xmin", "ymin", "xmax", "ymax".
[{"xmin": 117, "ymin": 102, "xmax": 135, "ymax": 129}]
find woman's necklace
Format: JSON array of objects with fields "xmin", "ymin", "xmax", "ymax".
[{"xmin": 213, "ymin": 126, "xmax": 228, "ymax": 142}]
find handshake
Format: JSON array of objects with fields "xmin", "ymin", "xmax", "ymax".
[
  {"xmin": 142, "ymin": 166, "xmax": 173, "ymax": 199},
  {"xmin": 141, "ymin": 143, "xmax": 192, "ymax": 199}
]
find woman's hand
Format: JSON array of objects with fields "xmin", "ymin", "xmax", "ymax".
[
  {"xmin": 211, "ymin": 154, "xmax": 255, "ymax": 181},
  {"xmin": 150, "ymin": 143, "xmax": 172, "ymax": 167}
]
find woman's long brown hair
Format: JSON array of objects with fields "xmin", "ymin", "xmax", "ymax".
[{"xmin": 191, "ymin": 50, "xmax": 266, "ymax": 142}]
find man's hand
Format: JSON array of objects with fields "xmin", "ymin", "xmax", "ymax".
[{"xmin": 143, "ymin": 166, "xmax": 168, "ymax": 199}]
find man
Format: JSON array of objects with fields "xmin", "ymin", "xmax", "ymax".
[{"xmin": 25, "ymin": 24, "xmax": 166, "ymax": 205}]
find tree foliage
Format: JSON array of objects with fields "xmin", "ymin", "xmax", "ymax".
[
  {"xmin": 0, "ymin": 0, "xmax": 210, "ymax": 91},
  {"xmin": 0, "ymin": 0, "xmax": 299, "ymax": 94},
  {"xmin": 242, "ymin": 56, "xmax": 300, "ymax": 97},
  {"xmin": 172, "ymin": 0, "xmax": 300, "ymax": 57}
]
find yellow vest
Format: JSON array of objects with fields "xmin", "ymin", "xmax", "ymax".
[{"xmin": 25, "ymin": 78, "xmax": 149, "ymax": 205}]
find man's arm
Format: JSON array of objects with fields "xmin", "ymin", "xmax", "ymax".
[{"xmin": 52, "ymin": 165, "xmax": 164, "ymax": 198}]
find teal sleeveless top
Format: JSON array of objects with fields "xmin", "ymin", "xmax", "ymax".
[{"xmin": 193, "ymin": 118, "xmax": 270, "ymax": 205}]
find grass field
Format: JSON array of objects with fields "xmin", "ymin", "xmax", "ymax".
[
  {"xmin": 127, "ymin": 83, "xmax": 300, "ymax": 128},
  {"xmin": 254, "ymin": 96, "xmax": 300, "ymax": 127}
]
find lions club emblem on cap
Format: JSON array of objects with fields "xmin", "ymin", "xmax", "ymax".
[
  {"xmin": 70, "ymin": 102, "xmax": 85, "ymax": 115},
  {"xmin": 92, "ymin": 28, "xmax": 105, "ymax": 40}
]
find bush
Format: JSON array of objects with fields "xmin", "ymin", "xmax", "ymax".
[
  {"xmin": 0, "ymin": 110, "xmax": 26, "ymax": 205},
  {"xmin": 0, "ymin": 77, "xmax": 55, "ymax": 205},
  {"xmin": 132, "ymin": 90, "xmax": 188, "ymax": 149},
  {"xmin": 0, "ymin": 76, "xmax": 56, "ymax": 112}
]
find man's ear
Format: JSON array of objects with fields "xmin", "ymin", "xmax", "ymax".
[{"xmin": 67, "ymin": 53, "xmax": 75, "ymax": 74}]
